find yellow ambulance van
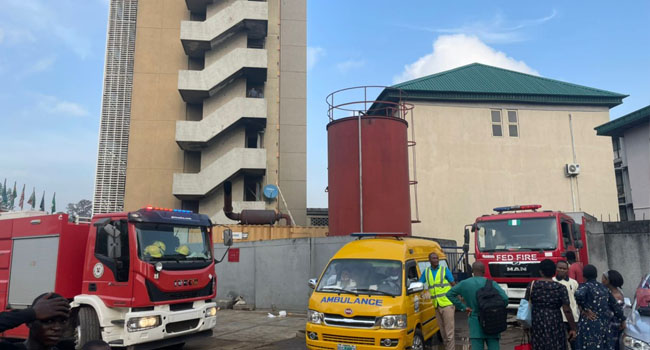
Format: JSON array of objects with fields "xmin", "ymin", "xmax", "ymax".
[{"xmin": 306, "ymin": 233, "xmax": 448, "ymax": 350}]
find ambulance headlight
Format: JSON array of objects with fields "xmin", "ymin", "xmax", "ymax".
[
  {"xmin": 206, "ymin": 306, "xmax": 217, "ymax": 317},
  {"xmin": 379, "ymin": 314, "xmax": 407, "ymax": 329},
  {"xmin": 623, "ymin": 335, "xmax": 650, "ymax": 350},
  {"xmin": 307, "ymin": 309, "xmax": 323, "ymax": 324},
  {"xmin": 126, "ymin": 316, "xmax": 161, "ymax": 332}
]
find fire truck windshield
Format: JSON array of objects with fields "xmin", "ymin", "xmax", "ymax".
[
  {"xmin": 135, "ymin": 223, "xmax": 212, "ymax": 262},
  {"xmin": 476, "ymin": 217, "xmax": 558, "ymax": 252}
]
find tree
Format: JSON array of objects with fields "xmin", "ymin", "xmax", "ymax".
[{"xmin": 66, "ymin": 199, "xmax": 92, "ymax": 220}]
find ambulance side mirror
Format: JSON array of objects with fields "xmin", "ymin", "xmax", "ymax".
[
  {"xmin": 407, "ymin": 281, "xmax": 425, "ymax": 294},
  {"xmin": 223, "ymin": 229, "xmax": 233, "ymax": 247},
  {"xmin": 308, "ymin": 278, "xmax": 318, "ymax": 289}
]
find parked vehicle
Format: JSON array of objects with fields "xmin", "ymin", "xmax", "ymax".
[
  {"xmin": 306, "ymin": 233, "xmax": 445, "ymax": 350},
  {"xmin": 464, "ymin": 205, "xmax": 592, "ymax": 308},
  {"xmin": 622, "ymin": 273, "xmax": 650, "ymax": 350},
  {"xmin": 0, "ymin": 207, "xmax": 233, "ymax": 349}
]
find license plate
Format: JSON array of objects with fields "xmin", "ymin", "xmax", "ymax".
[{"xmin": 337, "ymin": 345, "xmax": 356, "ymax": 350}]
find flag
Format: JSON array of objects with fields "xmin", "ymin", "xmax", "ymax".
[
  {"xmin": 18, "ymin": 185, "xmax": 25, "ymax": 210},
  {"xmin": 1, "ymin": 179, "xmax": 6, "ymax": 206},
  {"xmin": 27, "ymin": 187, "xmax": 36, "ymax": 209},
  {"xmin": 10, "ymin": 182, "xmax": 16, "ymax": 209},
  {"xmin": 39, "ymin": 191, "xmax": 45, "ymax": 211},
  {"xmin": 51, "ymin": 192, "xmax": 56, "ymax": 213}
]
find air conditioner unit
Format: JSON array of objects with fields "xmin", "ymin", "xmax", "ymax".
[{"xmin": 565, "ymin": 163, "xmax": 580, "ymax": 177}]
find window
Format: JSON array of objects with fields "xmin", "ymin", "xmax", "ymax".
[
  {"xmin": 244, "ymin": 176, "xmax": 263, "ymax": 201},
  {"xmin": 247, "ymin": 37, "xmax": 265, "ymax": 49},
  {"xmin": 507, "ymin": 110, "xmax": 519, "ymax": 137},
  {"xmin": 246, "ymin": 81, "xmax": 264, "ymax": 98},
  {"xmin": 612, "ymin": 138, "xmax": 622, "ymax": 160},
  {"xmin": 561, "ymin": 221, "xmax": 572, "ymax": 248},
  {"xmin": 491, "ymin": 110, "xmax": 503, "ymax": 136},
  {"xmin": 405, "ymin": 260, "xmax": 419, "ymax": 287},
  {"xmin": 95, "ymin": 220, "xmax": 130, "ymax": 282}
]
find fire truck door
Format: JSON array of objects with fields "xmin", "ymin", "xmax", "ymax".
[{"xmin": 91, "ymin": 220, "xmax": 131, "ymax": 306}]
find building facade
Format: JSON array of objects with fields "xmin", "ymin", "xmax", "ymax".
[
  {"xmin": 93, "ymin": 0, "xmax": 307, "ymax": 225},
  {"xmin": 596, "ymin": 105, "xmax": 650, "ymax": 221},
  {"xmin": 375, "ymin": 64, "xmax": 625, "ymax": 242}
]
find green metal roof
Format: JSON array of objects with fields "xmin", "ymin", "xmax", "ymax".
[
  {"xmin": 379, "ymin": 63, "xmax": 626, "ymax": 107},
  {"xmin": 595, "ymin": 104, "xmax": 650, "ymax": 136}
]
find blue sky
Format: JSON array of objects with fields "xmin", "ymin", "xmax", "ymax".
[{"xmin": 0, "ymin": 0, "xmax": 648, "ymax": 210}]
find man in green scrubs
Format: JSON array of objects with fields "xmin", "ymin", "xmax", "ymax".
[{"xmin": 446, "ymin": 261, "xmax": 508, "ymax": 350}]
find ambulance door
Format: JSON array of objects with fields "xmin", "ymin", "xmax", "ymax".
[{"xmin": 416, "ymin": 260, "xmax": 437, "ymax": 339}]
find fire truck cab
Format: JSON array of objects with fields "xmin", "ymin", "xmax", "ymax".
[
  {"xmin": 0, "ymin": 207, "xmax": 226, "ymax": 349},
  {"xmin": 465, "ymin": 205, "xmax": 590, "ymax": 308}
]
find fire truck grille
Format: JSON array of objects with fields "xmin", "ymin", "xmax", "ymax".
[
  {"xmin": 489, "ymin": 262, "xmax": 540, "ymax": 278},
  {"xmin": 165, "ymin": 319, "xmax": 200, "ymax": 334},
  {"xmin": 145, "ymin": 280, "xmax": 213, "ymax": 302}
]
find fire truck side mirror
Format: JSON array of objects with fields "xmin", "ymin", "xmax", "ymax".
[
  {"xmin": 464, "ymin": 225, "xmax": 471, "ymax": 244},
  {"xmin": 223, "ymin": 229, "xmax": 233, "ymax": 247}
]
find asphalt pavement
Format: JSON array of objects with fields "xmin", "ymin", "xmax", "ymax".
[{"xmin": 184, "ymin": 309, "xmax": 526, "ymax": 350}]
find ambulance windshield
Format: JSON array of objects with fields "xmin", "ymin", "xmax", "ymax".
[
  {"xmin": 477, "ymin": 217, "xmax": 558, "ymax": 252},
  {"xmin": 317, "ymin": 259, "xmax": 402, "ymax": 296},
  {"xmin": 135, "ymin": 223, "xmax": 212, "ymax": 261}
]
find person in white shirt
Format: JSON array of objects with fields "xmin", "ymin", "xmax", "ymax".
[{"xmin": 554, "ymin": 260, "xmax": 579, "ymax": 350}]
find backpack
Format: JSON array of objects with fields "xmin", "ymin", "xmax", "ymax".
[{"xmin": 476, "ymin": 278, "xmax": 508, "ymax": 335}]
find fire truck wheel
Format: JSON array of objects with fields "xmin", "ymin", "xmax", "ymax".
[{"xmin": 76, "ymin": 306, "xmax": 102, "ymax": 349}]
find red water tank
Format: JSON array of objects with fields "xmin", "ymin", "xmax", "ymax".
[{"xmin": 327, "ymin": 113, "xmax": 412, "ymax": 236}]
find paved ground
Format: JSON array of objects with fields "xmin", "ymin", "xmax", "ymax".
[{"xmin": 184, "ymin": 310, "xmax": 526, "ymax": 350}]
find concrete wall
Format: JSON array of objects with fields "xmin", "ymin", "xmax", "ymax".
[
  {"xmin": 214, "ymin": 236, "xmax": 354, "ymax": 311},
  {"xmin": 586, "ymin": 220, "xmax": 650, "ymax": 297},
  {"xmin": 623, "ymin": 122, "xmax": 650, "ymax": 220},
  {"xmin": 410, "ymin": 102, "xmax": 619, "ymax": 243}
]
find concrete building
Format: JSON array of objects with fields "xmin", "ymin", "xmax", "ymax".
[
  {"xmin": 374, "ymin": 63, "xmax": 626, "ymax": 242},
  {"xmin": 93, "ymin": 0, "xmax": 307, "ymax": 225},
  {"xmin": 596, "ymin": 105, "xmax": 650, "ymax": 221}
]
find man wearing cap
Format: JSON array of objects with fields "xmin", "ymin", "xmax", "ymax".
[{"xmin": 420, "ymin": 252, "xmax": 456, "ymax": 350}]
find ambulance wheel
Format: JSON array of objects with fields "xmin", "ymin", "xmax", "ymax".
[
  {"xmin": 76, "ymin": 306, "xmax": 102, "ymax": 349},
  {"xmin": 412, "ymin": 329, "xmax": 424, "ymax": 350}
]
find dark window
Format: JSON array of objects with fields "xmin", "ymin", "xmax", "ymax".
[
  {"xmin": 405, "ymin": 260, "xmax": 418, "ymax": 287},
  {"xmin": 561, "ymin": 221, "xmax": 572, "ymax": 248},
  {"xmin": 247, "ymin": 37, "xmax": 265, "ymax": 49},
  {"xmin": 491, "ymin": 110, "xmax": 502, "ymax": 136},
  {"xmin": 244, "ymin": 176, "xmax": 262, "ymax": 201},
  {"xmin": 181, "ymin": 200, "xmax": 199, "ymax": 213},
  {"xmin": 507, "ymin": 110, "xmax": 519, "ymax": 137},
  {"xmin": 619, "ymin": 206, "xmax": 628, "ymax": 222},
  {"xmin": 246, "ymin": 81, "xmax": 264, "ymax": 98},
  {"xmin": 95, "ymin": 221, "xmax": 130, "ymax": 282},
  {"xmin": 612, "ymin": 138, "xmax": 622, "ymax": 159},
  {"xmin": 246, "ymin": 129, "xmax": 259, "ymax": 148}
]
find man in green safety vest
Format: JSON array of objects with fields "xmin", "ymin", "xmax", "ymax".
[{"xmin": 420, "ymin": 252, "xmax": 456, "ymax": 350}]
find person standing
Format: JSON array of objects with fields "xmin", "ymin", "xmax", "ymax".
[
  {"xmin": 574, "ymin": 265, "xmax": 625, "ymax": 350},
  {"xmin": 420, "ymin": 252, "xmax": 455, "ymax": 350},
  {"xmin": 525, "ymin": 259, "xmax": 577, "ymax": 350},
  {"xmin": 566, "ymin": 252, "xmax": 584, "ymax": 284},
  {"xmin": 602, "ymin": 270, "xmax": 625, "ymax": 350},
  {"xmin": 553, "ymin": 261, "xmax": 580, "ymax": 350},
  {"xmin": 447, "ymin": 261, "xmax": 507, "ymax": 350}
]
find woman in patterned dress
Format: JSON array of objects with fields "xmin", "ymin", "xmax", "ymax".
[
  {"xmin": 602, "ymin": 270, "xmax": 625, "ymax": 350},
  {"xmin": 574, "ymin": 265, "xmax": 626, "ymax": 350},
  {"xmin": 525, "ymin": 259, "xmax": 577, "ymax": 350}
]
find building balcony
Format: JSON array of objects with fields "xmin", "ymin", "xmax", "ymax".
[
  {"xmin": 185, "ymin": 0, "xmax": 214, "ymax": 13},
  {"xmin": 178, "ymin": 48, "xmax": 267, "ymax": 103},
  {"xmin": 181, "ymin": 0, "xmax": 268, "ymax": 57},
  {"xmin": 173, "ymin": 148, "xmax": 266, "ymax": 198},
  {"xmin": 176, "ymin": 97, "xmax": 266, "ymax": 150}
]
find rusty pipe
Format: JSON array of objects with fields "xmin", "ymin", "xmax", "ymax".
[{"xmin": 223, "ymin": 182, "xmax": 241, "ymax": 221}]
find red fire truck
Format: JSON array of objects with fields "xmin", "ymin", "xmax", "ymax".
[
  {"xmin": 464, "ymin": 205, "xmax": 592, "ymax": 308},
  {"xmin": 0, "ymin": 207, "xmax": 232, "ymax": 348}
]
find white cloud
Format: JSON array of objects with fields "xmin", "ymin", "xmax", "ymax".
[
  {"xmin": 402, "ymin": 10, "xmax": 557, "ymax": 44},
  {"xmin": 34, "ymin": 94, "xmax": 90, "ymax": 117},
  {"xmin": 23, "ymin": 55, "xmax": 56, "ymax": 75},
  {"xmin": 393, "ymin": 34, "xmax": 539, "ymax": 84},
  {"xmin": 0, "ymin": 0, "xmax": 92, "ymax": 58},
  {"xmin": 307, "ymin": 46, "xmax": 325, "ymax": 70},
  {"xmin": 336, "ymin": 59, "xmax": 366, "ymax": 73}
]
